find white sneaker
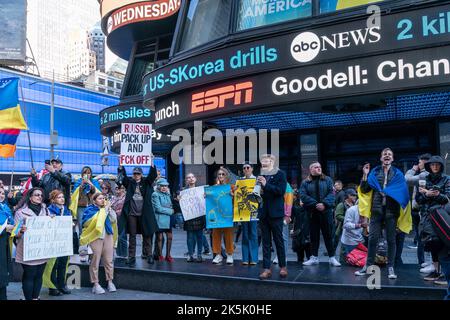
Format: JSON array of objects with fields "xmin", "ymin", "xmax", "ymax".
[
  {"xmin": 421, "ymin": 262, "xmax": 431, "ymax": 268},
  {"xmin": 303, "ymin": 256, "xmax": 319, "ymax": 266},
  {"xmin": 272, "ymin": 257, "xmax": 279, "ymax": 265},
  {"xmin": 92, "ymin": 284, "xmax": 105, "ymax": 295},
  {"xmin": 107, "ymin": 281, "xmax": 117, "ymax": 293},
  {"xmin": 226, "ymin": 254, "xmax": 234, "ymax": 265},
  {"xmin": 329, "ymin": 256, "xmax": 341, "ymax": 267},
  {"xmin": 355, "ymin": 266, "xmax": 368, "ymax": 276},
  {"xmin": 388, "ymin": 267, "xmax": 397, "ymax": 279},
  {"xmin": 212, "ymin": 254, "xmax": 223, "ymax": 264},
  {"xmin": 420, "ymin": 264, "xmax": 436, "ymax": 274}
]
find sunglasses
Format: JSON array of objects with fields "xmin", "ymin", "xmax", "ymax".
[
  {"xmin": 33, "ymin": 194, "xmax": 43, "ymax": 197},
  {"xmin": 243, "ymin": 166, "xmax": 251, "ymax": 169},
  {"xmin": 218, "ymin": 173, "xmax": 225, "ymax": 176}
]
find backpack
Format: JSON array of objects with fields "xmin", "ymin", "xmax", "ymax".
[
  {"xmin": 346, "ymin": 243, "xmax": 367, "ymax": 267},
  {"xmin": 430, "ymin": 206, "xmax": 450, "ymax": 248}
]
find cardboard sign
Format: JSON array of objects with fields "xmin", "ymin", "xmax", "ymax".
[
  {"xmin": 180, "ymin": 186, "xmax": 206, "ymax": 221},
  {"xmin": 120, "ymin": 123, "xmax": 152, "ymax": 166},
  {"xmin": 233, "ymin": 179, "xmax": 259, "ymax": 222},
  {"xmin": 23, "ymin": 216, "xmax": 73, "ymax": 261}
]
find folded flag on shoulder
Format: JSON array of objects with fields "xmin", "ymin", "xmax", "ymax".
[{"xmin": 0, "ymin": 77, "xmax": 28, "ymax": 158}]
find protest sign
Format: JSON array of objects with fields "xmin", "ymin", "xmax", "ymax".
[
  {"xmin": 23, "ymin": 216, "xmax": 73, "ymax": 261},
  {"xmin": 119, "ymin": 123, "xmax": 152, "ymax": 166},
  {"xmin": 233, "ymin": 178, "xmax": 259, "ymax": 222},
  {"xmin": 180, "ymin": 186, "xmax": 206, "ymax": 221},
  {"xmin": 205, "ymin": 185, "xmax": 233, "ymax": 229}
]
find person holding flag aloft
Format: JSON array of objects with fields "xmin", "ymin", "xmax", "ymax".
[
  {"xmin": 355, "ymin": 148, "xmax": 412, "ymax": 279},
  {"xmin": 43, "ymin": 190, "xmax": 73, "ymax": 296},
  {"xmin": 0, "ymin": 187, "xmax": 15, "ymax": 300},
  {"xmin": 80, "ymin": 193, "xmax": 118, "ymax": 295}
]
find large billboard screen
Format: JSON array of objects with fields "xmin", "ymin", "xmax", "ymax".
[{"xmin": 0, "ymin": 0, "xmax": 27, "ymax": 65}]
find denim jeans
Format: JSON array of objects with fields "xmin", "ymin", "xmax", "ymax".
[
  {"xmin": 202, "ymin": 233, "xmax": 210, "ymax": 251},
  {"xmin": 242, "ymin": 221, "xmax": 258, "ymax": 263},
  {"xmin": 439, "ymin": 255, "xmax": 450, "ymax": 300},
  {"xmin": 116, "ymin": 224, "xmax": 128, "ymax": 257},
  {"xmin": 261, "ymin": 217, "xmax": 286, "ymax": 269},
  {"xmin": 187, "ymin": 230, "xmax": 203, "ymax": 256}
]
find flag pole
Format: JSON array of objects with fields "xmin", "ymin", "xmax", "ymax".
[
  {"xmin": 18, "ymin": 79, "xmax": 34, "ymax": 170},
  {"xmin": 9, "ymin": 156, "xmax": 14, "ymax": 192}
]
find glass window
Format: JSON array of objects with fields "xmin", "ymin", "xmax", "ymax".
[
  {"xmin": 124, "ymin": 54, "xmax": 155, "ymax": 96},
  {"xmin": 108, "ymin": 80, "xmax": 114, "ymax": 88},
  {"xmin": 178, "ymin": 0, "xmax": 232, "ymax": 52},
  {"xmin": 300, "ymin": 134, "xmax": 318, "ymax": 180},
  {"xmin": 320, "ymin": 0, "xmax": 384, "ymax": 14},
  {"xmin": 237, "ymin": 0, "xmax": 312, "ymax": 31},
  {"xmin": 98, "ymin": 78, "xmax": 105, "ymax": 85},
  {"xmin": 439, "ymin": 122, "xmax": 450, "ymax": 175}
]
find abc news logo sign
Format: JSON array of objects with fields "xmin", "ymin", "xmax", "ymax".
[{"xmin": 291, "ymin": 27, "xmax": 381, "ymax": 63}]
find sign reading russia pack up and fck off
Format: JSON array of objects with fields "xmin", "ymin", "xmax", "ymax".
[{"xmin": 120, "ymin": 123, "xmax": 152, "ymax": 166}]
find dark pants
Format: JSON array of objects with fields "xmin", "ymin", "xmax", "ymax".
[
  {"xmin": 366, "ymin": 207, "xmax": 399, "ymax": 269},
  {"xmin": 116, "ymin": 223, "xmax": 128, "ymax": 257},
  {"xmin": 296, "ymin": 244, "xmax": 311, "ymax": 262},
  {"xmin": 0, "ymin": 287, "xmax": 6, "ymax": 300},
  {"xmin": 22, "ymin": 263, "xmax": 46, "ymax": 300},
  {"xmin": 127, "ymin": 215, "xmax": 152, "ymax": 258},
  {"xmin": 412, "ymin": 212, "xmax": 425, "ymax": 265},
  {"xmin": 395, "ymin": 232, "xmax": 406, "ymax": 266},
  {"xmin": 439, "ymin": 255, "xmax": 450, "ymax": 300},
  {"xmin": 51, "ymin": 256, "xmax": 69, "ymax": 289},
  {"xmin": 310, "ymin": 211, "xmax": 335, "ymax": 257},
  {"xmin": 187, "ymin": 230, "xmax": 203, "ymax": 256},
  {"xmin": 261, "ymin": 217, "xmax": 286, "ymax": 269}
]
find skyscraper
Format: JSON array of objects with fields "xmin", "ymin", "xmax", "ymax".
[
  {"xmin": 26, "ymin": 0, "xmax": 101, "ymax": 81},
  {"xmin": 88, "ymin": 23, "xmax": 106, "ymax": 73}
]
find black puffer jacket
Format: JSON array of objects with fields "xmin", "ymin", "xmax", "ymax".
[
  {"xmin": 415, "ymin": 156, "xmax": 450, "ymax": 214},
  {"xmin": 360, "ymin": 166, "xmax": 400, "ymax": 215},
  {"xmin": 184, "ymin": 216, "xmax": 206, "ymax": 232},
  {"xmin": 31, "ymin": 170, "xmax": 72, "ymax": 205}
]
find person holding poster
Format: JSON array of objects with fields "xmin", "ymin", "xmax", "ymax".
[
  {"xmin": 117, "ymin": 159, "xmax": 158, "ymax": 267},
  {"xmin": 257, "ymin": 154, "xmax": 288, "ymax": 280},
  {"xmin": 14, "ymin": 187, "xmax": 50, "ymax": 300},
  {"xmin": 211, "ymin": 168, "xmax": 235, "ymax": 265},
  {"xmin": 152, "ymin": 178, "xmax": 175, "ymax": 263},
  {"xmin": 80, "ymin": 193, "xmax": 117, "ymax": 295},
  {"xmin": 0, "ymin": 187, "xmax": 15, "ymax": 300},
  {"xmin": 237, "ymin": 162, "xmax": 259, "ymax": 266},
  {"xmin": 181, "ymin": 173, "xmax": 206, "ymax": 263},
  {"xmin": 43, "ymin": 190, "xmax": 73, "ymax": 296}
]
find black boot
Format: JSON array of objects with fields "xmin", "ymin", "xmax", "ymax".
[
  {"xmin": 147, "ymin": 255, "xmax": 154, "ymax": 264},
  {"xmin": 59, "ymin": 287, "xmax": 71, "ymax": 295},
  {"xmin": 49, "ymin": 288, "xmax": 63, "ymax": 296},
  {"xmin": 126, "ymin": 257, "xmax": 136, "ymax": 267}
]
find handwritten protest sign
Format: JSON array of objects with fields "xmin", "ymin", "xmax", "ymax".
[
  {"xmin": 120, "ymin": 123, "xmax": 152, "ymax": 166},
  {"xmin": 180, "ymin": 186, "xmax": 206, "ymax": 221},
  {"xmin": 24, "ymin": 216, "xmax": 73, "ymax": 261},
  {"xmin": 233, "ymin": 179, "xmax": 259, "ymax": 222},
  {"xmin": 205, "ymin": 185, "xmax": 233, "ymax": 229}
]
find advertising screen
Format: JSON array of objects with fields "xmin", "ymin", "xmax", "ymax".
[
  {"xmin": 0, "ymin": 0, "xmax": 27, "ymax": 65},
  {"xmin": 237, "ymin": 0, "xmax": 312, "ymax": 31},
  {"xmin": 320, "ymin": 0, "xmax": 384, "ymax": 14}
]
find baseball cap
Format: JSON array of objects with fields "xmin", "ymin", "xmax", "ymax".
[
  {"xmin": 345, "ymin": 189, "xmax": 357, "ymax": 197},
  {"xmin": 51, "ymin": 158, "xmax": 62, "ymax": 164},
  {"xmin": 133, "ymin": 167, "xmax": 143, "ymax": 174}
]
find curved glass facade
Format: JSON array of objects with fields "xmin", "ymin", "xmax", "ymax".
[{"xmin": 0, "ymin": 68, "xmax": 166, "ymax": 177}]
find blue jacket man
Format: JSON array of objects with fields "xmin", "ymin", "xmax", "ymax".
[{"xmin": 300, "ymin": 162, "xmax": 341, "ymax": 267}]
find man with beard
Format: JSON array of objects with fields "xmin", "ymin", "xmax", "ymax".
[{"xmin": 355, "ymin": 148, "xmax": 411, "ymax": 279}]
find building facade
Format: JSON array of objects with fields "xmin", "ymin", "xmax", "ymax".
[
  {"xmin": 88, "ymin": 23, "xmax": 106, "ymax": 73},
  {"xmin": 0, "ymin": 67, "xmax": 121, "ymax": 182},
  {"xmin": 100, "ymin": 0, "xmax": 450, "ymax": 188},
  {"xmin": 85, "ymin": 70, "xmax": 123, "ymax": 96}
]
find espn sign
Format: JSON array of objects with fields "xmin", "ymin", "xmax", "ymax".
[{"xmin": 191, "ymin": 82, "xmax": 253, "ymax": 114}]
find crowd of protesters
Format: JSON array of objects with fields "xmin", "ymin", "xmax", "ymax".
[{"xmin": 1, "ymin": 148, "xmax": 449, "ymax": 300}]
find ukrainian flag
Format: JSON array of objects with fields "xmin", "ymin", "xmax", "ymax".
[{"xmin": 0, "ymin": 77, "xmax": 28, "ymax": 158}]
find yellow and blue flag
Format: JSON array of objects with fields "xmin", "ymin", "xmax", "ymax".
[
  {"xmin": 10, "ymin": 219, "xmax": 23, "ymax": 238},
  {"xmin": 0, "ymin": 77, "xmax": 28, "ymax": 158}
]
